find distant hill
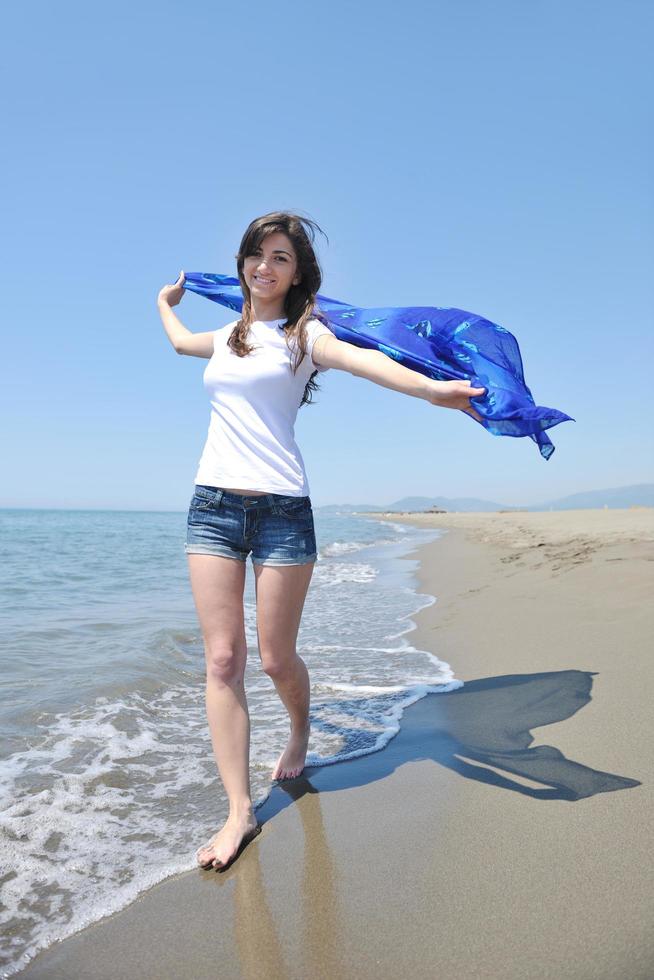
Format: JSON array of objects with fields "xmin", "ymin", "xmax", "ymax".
[
  {"xmin": 315, "ymin": 483, "xmax": 654, "ymax": 513},
  {"xmin": 533, "ymin": 484, "xmax": 654, "ymax": 510}
]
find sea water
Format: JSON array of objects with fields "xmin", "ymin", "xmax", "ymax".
[{"xmin": 0, "ymin": 506, "xmax": 461, "ymax": 978}]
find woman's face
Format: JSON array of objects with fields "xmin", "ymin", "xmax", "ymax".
[{"xmin": 242, "ymin": 232, "xmax": 301, "ymax": 305}]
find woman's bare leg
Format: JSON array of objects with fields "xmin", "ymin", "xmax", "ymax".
[
  {"xmin": 186, "ymin": 553, "xmax": 259, "ymax": 868},
  {"xmin": 253, "ymin": 561, "xmax": 316, "ymax": 780}
]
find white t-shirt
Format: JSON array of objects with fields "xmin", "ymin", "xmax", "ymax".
[{"xmin": 194, "ymin": 317, "xmax": 333, "ymax": 496}]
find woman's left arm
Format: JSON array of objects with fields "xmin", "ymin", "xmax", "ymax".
[{"xmin": 312, "ymin": 334, "xmax": 486, "ymax": 421}]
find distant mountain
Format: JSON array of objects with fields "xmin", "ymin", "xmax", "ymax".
[
  {"xmin": 315, "ymin": 483, "xmax": 654, "ymax": 513},
  {"xmin": 533, "ymin": 483, "xmax": 654, "ymax": 511}
]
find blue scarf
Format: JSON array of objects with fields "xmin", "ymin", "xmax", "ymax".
[{"xmin": 181, "ymin": 272, "xmax": 574, "ymax": 459}]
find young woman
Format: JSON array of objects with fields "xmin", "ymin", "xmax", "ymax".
[{"xmin": 157, "ymin": 211, "xmax": 485, "ymax": 872}]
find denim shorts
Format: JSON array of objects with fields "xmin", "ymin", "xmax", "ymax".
[{"xmin": 185, "ymin": 485, "xmax": 318, "ymax": 566}]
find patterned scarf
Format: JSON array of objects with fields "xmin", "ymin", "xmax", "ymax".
[{"xmin": 180, "ymin": 272, "xmax": 574, "ymax": 459}]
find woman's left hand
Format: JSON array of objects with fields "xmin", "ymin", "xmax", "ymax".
[{"xmin": 427, "ymin": 379, "xmax": 486, "ymax": 422}]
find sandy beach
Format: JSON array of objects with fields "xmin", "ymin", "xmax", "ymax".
[{"xmin": 18, "ymin": 508, "xmax": 654, "ymax": 980}]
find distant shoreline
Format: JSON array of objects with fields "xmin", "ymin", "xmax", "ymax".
[{"xmin": 358, "ymin": 504, "xmax": 653, "ymax": 517}]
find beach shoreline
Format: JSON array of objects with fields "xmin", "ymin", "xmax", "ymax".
[{"xmin": 18, "ymin": 509, "xmax": 654, "ymax": 980}]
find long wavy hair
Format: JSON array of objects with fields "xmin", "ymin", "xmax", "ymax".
[{"xmin": 229, "ymin": 211, "xmax": 330, "ymax": 407}]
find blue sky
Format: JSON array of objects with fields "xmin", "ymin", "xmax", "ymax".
[{"xmin": 3, "ymin": 0, "xmax": 652, "ymax": 509}]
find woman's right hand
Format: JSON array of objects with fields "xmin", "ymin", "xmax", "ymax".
[{"xmin": 157, "ymin": 270, "xmax": 186, "ymax": 308}]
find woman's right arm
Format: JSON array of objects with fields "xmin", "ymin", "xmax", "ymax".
[
  {"xmin": 157, "ymin": 271, "xmax": 215, "ymax": 359},
  {"xmin": 158, "ymin": 301, "xmax": 215, "ymax": 358}
]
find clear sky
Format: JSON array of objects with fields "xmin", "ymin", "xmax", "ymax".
[{"xmin": 3, "ymin": 0, "xmax": 652, "ymax": 510}]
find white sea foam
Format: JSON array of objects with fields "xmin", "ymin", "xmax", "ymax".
[
  {"xmin": 312, "ymin": 560, "xmax": 378, "ymax": 585},
  {"xmin": 320, "ymin": 539, "xmax": 368, "ymax": 556},
  {"xmin": 320, "ymin": 536, "xmax": 399, "ymax": 557}
]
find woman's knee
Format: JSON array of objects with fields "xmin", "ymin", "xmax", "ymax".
[
  {"xmin": 205, "ymin": 644, "xmax": 246, "ymax": 687},
  {"xmin": 260, "ymin": 649, "xmax": 301, "ymax": 680}
]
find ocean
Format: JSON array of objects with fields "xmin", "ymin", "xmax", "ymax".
[{"xmin": 0, "ymin": 506, "xmax": 461, "ymax": 978}]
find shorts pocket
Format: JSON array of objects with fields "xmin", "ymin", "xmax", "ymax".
[
  {"xmin": 273, "ymin": 496, "xmax": 311, "ymax": 518},
  {"xmin": 189, "ymin": 486, "xmax": 219, "ymax": 512}
]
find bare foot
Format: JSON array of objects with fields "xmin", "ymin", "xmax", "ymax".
[
  {"xmin": 196, "ymin": 814, "xmax": 260, "ymax": 870},
  {"xmin": 271, "ymin": 725, "xmax": 310, "ymax": 781}
]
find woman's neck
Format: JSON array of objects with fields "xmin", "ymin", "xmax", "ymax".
[{"xmin": 250, "ymin": 301, "xmax": 286, "ymax": 322}]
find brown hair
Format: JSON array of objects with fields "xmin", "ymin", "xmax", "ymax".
[{"xmin": 229, "ymin": 211, "xmax": 330, "ymax": 407}]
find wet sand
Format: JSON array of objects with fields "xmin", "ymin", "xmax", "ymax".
[{"xmin": 18, "ymin": 508, "xmax": 654, "ymax": 979}]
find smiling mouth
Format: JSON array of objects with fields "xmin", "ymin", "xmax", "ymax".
[{"xmin": 254, "ymin": 275, "xmax": 275, "ymax": 285}]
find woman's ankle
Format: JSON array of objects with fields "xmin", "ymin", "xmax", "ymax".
[{"xmin": 228, "ymin": 799, "xmax": 256, "ymax": 821}]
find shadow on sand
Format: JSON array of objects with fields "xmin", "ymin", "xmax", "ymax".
[{"xmin": 258, "ymin": 668, "xmax": 641, "ymax": 825}]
